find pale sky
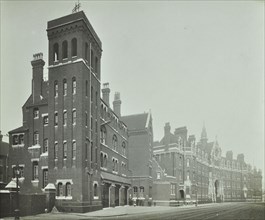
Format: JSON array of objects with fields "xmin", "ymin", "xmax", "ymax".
[{"xmin": 0, "ymin": 1, "xmax": 264, "ymax": 180}]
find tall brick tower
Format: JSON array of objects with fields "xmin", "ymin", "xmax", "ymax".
[{"xmin": 47, "ymin": 11, "xmax": 102, "ymax": 212}]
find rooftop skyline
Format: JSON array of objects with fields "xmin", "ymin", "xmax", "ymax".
[{"xmin": 0, "ymin": 0, "xmax": 264, "ymax": 178}]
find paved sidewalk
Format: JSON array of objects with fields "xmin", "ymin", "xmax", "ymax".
[{"xmin": 2, "ymin": 203, "xmax": 219, "ymax": 220}]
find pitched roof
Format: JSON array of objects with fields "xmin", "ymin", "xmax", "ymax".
[
  {"xmin": 9, "ymin": 126, "xmax": 28, "ymax": 134},
  {"xmin": 121, "ymin": 113, "xmax": 149, "ymax": 131}
]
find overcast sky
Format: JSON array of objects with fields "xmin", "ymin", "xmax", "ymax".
[{"xmin": 0, "ymin": 1, "xmax": 264, "ymax": 177}]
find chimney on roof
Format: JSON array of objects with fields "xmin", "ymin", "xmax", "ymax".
[
  {"xmin": 113, "ymin": 92, "xmax": 121, "ymax": 117},
  {"xmin": 102, "ymin": 83, "xmax": 110, "ymax": 106},
  {"xmin": 164, "ymin": 122, "xmax": 171, "ymax": 136},
  {"xmin": 31, "ymin": 53, "xmax": 45, "ymax": 103}
]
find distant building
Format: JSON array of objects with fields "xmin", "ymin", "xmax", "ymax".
[
  {"xmin": 0, "ymin": 132, "xmax": 9, "ymax": 189},
  {"xmin": 153, "ymin": 122, "xmax": 263, "ymax": 204}
]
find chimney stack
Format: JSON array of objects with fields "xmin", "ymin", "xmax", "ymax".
[
  {"xmin": 113, "ymin": 92, "xmax": 121, "ymax": 117},
  {"xmin": 102, "ymin": 83, "xmax": 110, "ymax": 106},
  {"xmin": 31, "ymin": 53, "xmax": 45, "ymax": 103},
  {"xmin": 164, "ymin": 122, "xmax": 171, "ymax": 135}
]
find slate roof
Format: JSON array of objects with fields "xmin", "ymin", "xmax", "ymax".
[
  {"xmin": 9, "ymin": 126, "xmax": 28, "ymax": 134},
  {"xmin": 121, "ymin": 113, "xmax": 149, "ymax": 131}
]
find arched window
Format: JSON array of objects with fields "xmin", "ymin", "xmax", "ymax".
[
  {"xmin": 54, "ymin": 112, "xmax": 58, "ymax": 126},
  {"xmin": 100, "ymin": 126, "xmax": 107, "ymax": 144},
  {"xmin": 140, "ymin": 186, "xmax": 144, "ymax": 193},
  {"xmin": 100, "ymin": 153, "xmax": 104, "ymax": 167},
  {"xmin": 62, "ymin": 40, "xmax": 68, "ymax": 59},
  {"xmin": 72, "ymin": 141, "xmax": 76, "ymax": 159},
  {"xmin": 72, "ymin": 77, "xmax": 76, "ymax": 94},
  {"xmin": 85, "ymin": 43, "xmax": 88, "ymax": 61},
  {"xmin": 63, "ymin": 79, "xmax": 67, "ymax": 96},
  {"xmin": 66, "ymin": 182, "xmax": 71, "ymax": 196},
  {"xmin": 71, "ymin": 38, "xmax": 77, "ymax": 57},
  {"xmin": 93, "ymin": 183, "xmax": 98, "ymax": 197},
  {"xmin": 54, "ymin": 81, "xmax": 58, "ymax": 97},
  {"xmin": 112, "ymin": 135, "xmax": 117, "ymax": 151},
  {"xmin": 53, "ymin": 43, "xmax": 59, "ymax": 61},
  {"xmin": 63, "ymin": 111, "xmax": 67, "ymax": 126},
  {"xmin": 63, "ymin": 142, "xmax": 67, "ymax": 158},
  {"xmin": 58, "ymin": 182, "xmax": 63, "ymax": 196},
  {"xmin": 133, "ymin": 186, "xmax": 138, "ymax": 194},
  {"xmin": 72, "ymin": 109, "xmax": 76, "ymax": 125},
  {"xmin": 122, "ymin": 142, "xmax": 126, "ymax": 156}
]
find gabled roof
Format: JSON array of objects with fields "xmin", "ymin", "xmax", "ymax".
[
  {"xmin": 9, "ymin": 126, "xmax": 28, "ymax": 134},
  {"xmin": 121, "ymin": 112, "xmax": 149, "ymax": 131},
  {"xmin": 159, "ymin": 133, "xmax": 177, "ymax": 145}
]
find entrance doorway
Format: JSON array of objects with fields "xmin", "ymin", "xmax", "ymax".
[
  {"xmin": 102, "ymin": 183, "xmax": 110, "ymax": 208},
  {"xmin": 214, "ymin": 180, "xmax": 221, "ymax": 202},
  {"xmin": 179, "ymin": 190, "xmax": 185, "ymax": 199}
]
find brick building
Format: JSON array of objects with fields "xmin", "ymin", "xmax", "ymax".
[
  {"xmin": 153, "ymin": 122, "xmax": 263, "ymax": 204},
  {"xmin": 8, "ymin": 11, "xmax": 131, "ymax": 212},
  {"xmin": 122, "ymin": 112, "xmax": 153, "ymax": 205}
]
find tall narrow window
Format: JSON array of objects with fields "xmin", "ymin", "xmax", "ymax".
[
  {"xmin": 122, "ymin": 142, "xmax": 126, "ymax": 156},
  {"xmin": 100, "ymin": 126, "xmax": 107, "ymax": 144},
  {"xmin": 85, "ymin": 112, "xmax": 88, "ymax": 127},
  {"xmin": 54, "ymin": 143, "xmax": 58, "ymax": 159},
  {"xmin": 63, "ymin": 111, "xmax": 67, "ymax": 126},
  {"xmin": 58, "ymin": 183, "xmax": 63, "ymax": 196},
  {"xmin": 85, "ymin": 43, "xmax": 88, "ymax": 61},
  {"xmin": 63, "ymin": 142, "xmax": 67, "ymax": 159},
  {"xmin": 66, "ymin": 183, "xmax": 71, "ymax": 196},
  {"xmin": 43, "ymin": 139, "xmax": 48, "ymax": 153},
  {"xmin": 54, "ymin": 112, "xmax": 58, "ymax": 126},
  {"xmin": 62, "ymin": 40, "xmax": 68, "ymax": 59},
  {"xmin": 95, "ymin": 57, "xmax": 98, "ymax": 73},
  {"xmin": 90, "ymin": 142, "xmax": 93, "ymax": 162},
  {"xmin": 100, "ymin": 153, "xmax": 104, "ymax": 167},
  {"xmin": 91, "ymin": 86, "xmax": 93, "ymax": 102},
  {"xmin": 43, "ymin": 169, "xmax": 48, "ymax": 188},
  {"xmin": 91, "ymin": 50, "xmax": 94, "ymax": 69},
  {"xmin": 72, "ymin": 110, "xmax": 76, "ymax": 125},
  {"xmin": 13, "ymin": 135, "xmax": 18, "ymax": 145},
  {"xmin": 85, "ymin": 142, "xmax": 88, "ymax": 160},
  {"xmin": 95, "ymin": 91, "xmax": 98, "ymax": 107},
  {"xmin": 71, "ymin": 38, "xmax": 77, "ymax": 57},
  {"xmin": 33, "ymin": 132, "xmax": 39, "ymax": 145},
  {"xmin": 53, "ymin": 43, "xmax": 59, "ymax": 61},
  {"xmin": 63, "ymin": 79, "xmax": 67, "ymax": 96},
  {"xmin": 93, "ymin": 183, "xmax": 98, "ymax": 197},
  {"xmin": 72, "ymin": 78, "xmax": 76, "ymax": 94},
  {"xmin": 187, "ymin": 158, "xmax": 190, "ymax": 167},
  {"xmin": 32, "ymin": 161, "xmax": 38, "ymax": 180},
  {"xmin": 72, "ymin": 141, "xmax": 76, "ymax": 159},
  {"xmin": 112, "ymin": 135, "xmax": 117, "ymax": 151},
  {"xmin": 86, "ymin": 80, "xmax": 88, "ymax": 97},
  {"xmin": 54, "ymin": 81, "xmax": 58, "ymax": 97}
]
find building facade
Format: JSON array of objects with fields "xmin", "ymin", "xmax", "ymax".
[
  {"xmin": 153, "ymin": 123, "xmax": 263, "ymax": 204},
  {"xmin": 8, "ymin": 11, "xmax": 131, "ymax": 212},
  {"xmin": 122, "ymin": 112, "xmax": 154, "ymax": 205},
  {"xmin": 0, "ymin": 132, "xmax": 9, "ymax": 189}
]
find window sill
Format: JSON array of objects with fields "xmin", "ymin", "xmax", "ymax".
[
  {"xmin": 93, "ymin": 196, "xmax": 99, "ymax": 200},
  {"xmin": 12, "ymin": 144, "xmax": 24, "ymax": 148},
  {"xmin": 56, "ymin": 196, "xmax": 72, "ymax": 200}
]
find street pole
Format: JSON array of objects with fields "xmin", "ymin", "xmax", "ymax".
[
  {"xmin": 196, "ymin": 183, "xmax": 198, "ymax": 207},
  {"xmin": 14, "ymin": 164, "xmax": 20, "ymax": 220}
]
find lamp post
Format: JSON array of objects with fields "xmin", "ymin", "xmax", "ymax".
[
  {"xmin": 14, "ymin": 163, "xmax": 20, "ymax": 220},
  {"xmin": 195, "ymin": 183, "xmax": 198, "ymax": 207}
]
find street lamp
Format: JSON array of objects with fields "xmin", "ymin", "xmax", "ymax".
[
  {"xmin": 195, "ymin": 183, "xmax": 198, "ymax": 207},
  {"xmin": 14, "ymin": 163, "xmax": 20, "ymax": 220}
]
